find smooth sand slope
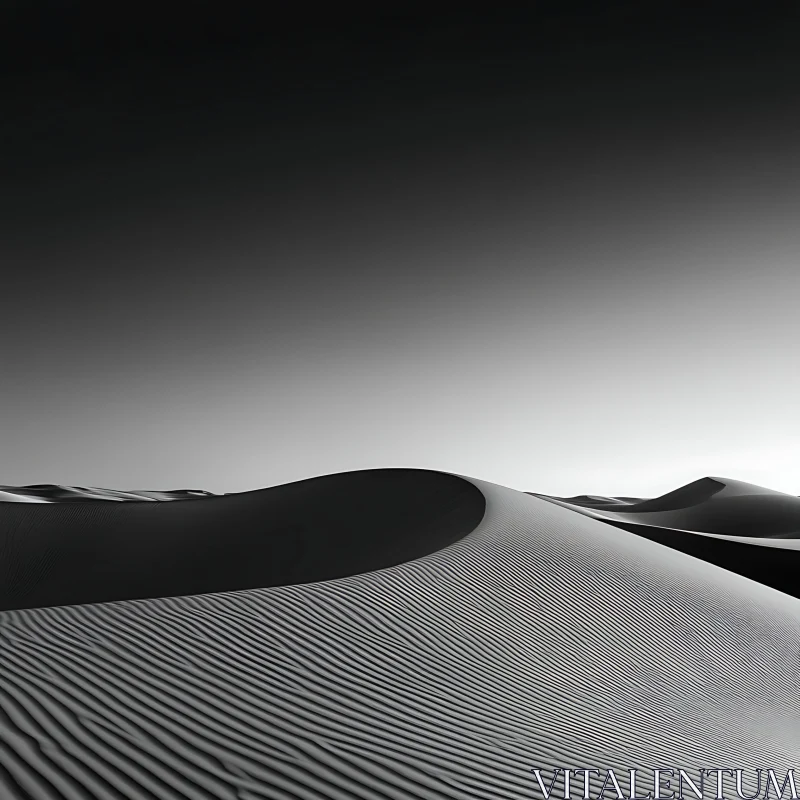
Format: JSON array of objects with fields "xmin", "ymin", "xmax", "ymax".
[
  {"xmin": 534, "ymin": 476, "xmax": 800, "ymax": 597},
  {"xmin": 0, "ymin": 471, "xmax": 799, "ymax": 799},
  {"xmin": 0, "ymin": 470, "xmax": 485, "ymax": 612}
]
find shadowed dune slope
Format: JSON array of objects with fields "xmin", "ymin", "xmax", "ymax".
[
  {"xmin": 0, "ymin": 469, "xmax": 485, "ymax": 612},
  {"xmin": 585, "ymin": 515, "xmax": 800, "ymax": 598},
  {"xmin": 0, "ymin": 480, "xmax": 798, "ymax": 799}
]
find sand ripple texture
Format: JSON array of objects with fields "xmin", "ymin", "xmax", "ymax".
[{"xmin": 1, "ymin": 475, "xmax": 799, "ymax": 799}]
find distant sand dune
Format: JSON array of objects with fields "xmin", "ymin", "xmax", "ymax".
[
  {"xmin": 0, "ymin": 484, "xmax": 217, "ymax": 503},
  {"xmin": 535, "ymin": 476, "xmax": 800, "ymax": 596},
  {"xmin": 0, "ymin": 476, "xmax": 798, "ymax": 799},
  {"xmin": 536, "ymin": 477, "xmax": 800, "ymax": 536}
]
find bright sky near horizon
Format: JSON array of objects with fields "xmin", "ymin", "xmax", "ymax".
[{"xmin": 3, "ymin": 11, "xmax": 799, "ymax": 499}]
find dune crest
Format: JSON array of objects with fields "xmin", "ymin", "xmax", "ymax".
[{"xmin": 0, "ymin": 469, "xmax": 485, "ymax": 612}]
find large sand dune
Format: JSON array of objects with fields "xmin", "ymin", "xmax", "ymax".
[
  {"xmin": 0, "ymin": 470, "xmax": 484, "ymax": 612},
  {"xmin": 0, "ymin": 471, "xmax": 799, "ymax": 799}
]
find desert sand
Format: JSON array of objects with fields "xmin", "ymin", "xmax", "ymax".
[
  {"xmin": 0, "ymin": 470, "xmax": 798, "ymax": 799},
  {"xmin": 0, "ymin": 485, "xmax": 217, "ymax": 503},
  {"xmin": 534, "ymin": 476, "xmax": 800, "ymax": 596},
  {"xmin": 0, "ymin": 470, "xmax": 483, "ymax": 612}
]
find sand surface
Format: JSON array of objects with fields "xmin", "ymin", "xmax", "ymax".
[
  {"xmin": 0, "ymin": 469, "xmax": 484, "ymax": 612},
  {"xmin": 0, "ymin": 472, "xmax": 798, "ymax": 798},
  {"xmin": 535, "ymin": 476, "xmax": 800, "ymax": 596},
  {"xmin": 0, "ymin": 486, "xmax": 216, "ymax": 503}
]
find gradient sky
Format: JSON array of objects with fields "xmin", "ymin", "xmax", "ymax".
[{"xmin": 2, "ymin": 5, "xmax": 799, "ymax": 497}]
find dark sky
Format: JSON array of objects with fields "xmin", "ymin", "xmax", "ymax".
[{"xmin": 2, "ymin": 4, "xmax": 800, "ymax": 496}]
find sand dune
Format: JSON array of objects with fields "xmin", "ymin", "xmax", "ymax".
[
  {"xmin": 0, "ymin": 484, "xmax": 217, "ymax": 503},
  {"xmin": 535, "ymin": 476, "xmax": 800, "ymax": 536},
  {"xmin": 0, "ymin": 469, "xmax": 484, "ymax": 613},
  {"xmin": 0, "ymin": 473, "xmax": 798, "ymax": 799},
  {"xmin": 553, "ymin": 494, "xmax": 638, "ymax": 507},
  {"xmin": 534, "ymin": 476, "xmax": 800, "ymax": 597}
]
